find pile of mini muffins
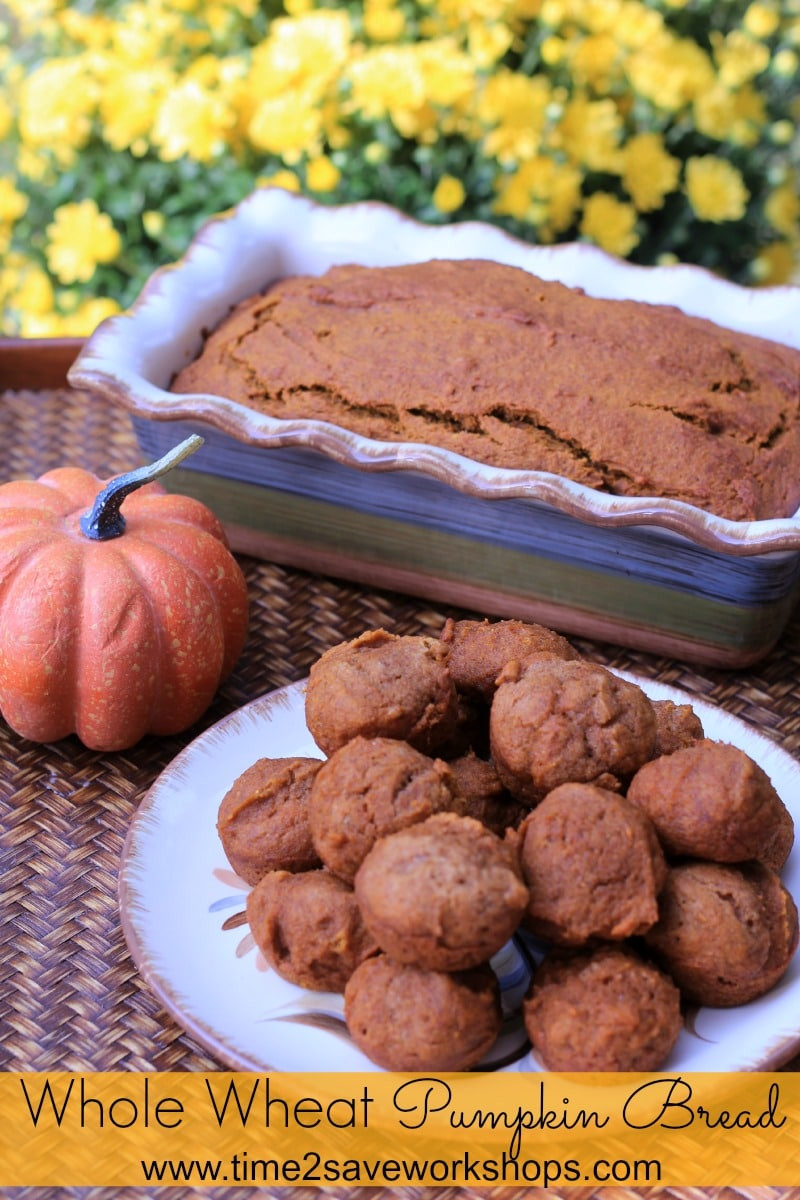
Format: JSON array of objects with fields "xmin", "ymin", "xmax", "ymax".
[{"xmin": 217, "ymin": 620, "xmax": 798, "ymax": 1072}]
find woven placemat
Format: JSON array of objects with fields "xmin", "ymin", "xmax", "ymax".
[{"xmin": 2, "ymin": 388, "xmax": 800, "ymax": 1199}]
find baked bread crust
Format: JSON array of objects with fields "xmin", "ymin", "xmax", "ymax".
[
  {"xmin": 217, "ymin": 756, "xmax": 322, "ymax": 884},
  {"xmin": 353, "ymin": 811, "xmax": 529, "ymax": 971},
  {"xmin": 518, "ymin": 782, "xmax": 668, "ymax": 945},
  {"xmin": 523, "ymin": 945, "xmax": 683, "ymax": 1070},
  {"xmin": 344, "ymin": 954, "xmax": 502, "ymax": 1071},
  {"xmin": 171, "ymin": 258, "xmax": 800, "ymax": 522},
  {"xmin": 644, "ymin": 860, "xmax": 799, "ymax": 1006},
  {"xmin": 627, "ymin": 738, "xmax": 794, "ymax": 869}
]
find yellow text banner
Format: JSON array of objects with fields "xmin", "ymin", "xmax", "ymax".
[{"xmin": 1, "ymin": 1071, "xmax": 799, "ymax": 1187}]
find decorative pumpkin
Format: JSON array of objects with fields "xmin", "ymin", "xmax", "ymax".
[{"xmin": 0, "ymin": 435, "xmax": 249, "ymax": 751}]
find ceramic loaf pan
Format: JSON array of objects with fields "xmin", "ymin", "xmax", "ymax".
[{"xmin": 68, "ymin": 188, "xmax": 800, "ymax": 666}]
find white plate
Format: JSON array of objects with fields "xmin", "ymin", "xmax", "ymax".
[{"xmin": 119, "ymin": 672, "xmax": 800, "ymax": 1073}]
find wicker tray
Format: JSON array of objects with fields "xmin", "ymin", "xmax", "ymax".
[{"xmin": 2, "ymin": 357, "xmax": 800, "ymax": 1198}]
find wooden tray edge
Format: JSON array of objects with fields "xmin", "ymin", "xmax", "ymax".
[{"xmin": 0, "ymin": 337, "xmax": 85, "ymax": 390}]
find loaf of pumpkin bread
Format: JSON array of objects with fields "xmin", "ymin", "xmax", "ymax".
[{"xmin": 170, "ymin": 258, "xmax": 800, "ymax": 522}]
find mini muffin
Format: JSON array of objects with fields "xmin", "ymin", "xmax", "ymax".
[
  {"xmin": 344, "ymin": 954, "xmax": 502, "ymax": 1071},
  {"xmin": 518, "ymin": 782, "xmax": 667, "ymax": 945},
  {"xmin": 651, "ymin": 698, "xmax": 704, "ymax": 757},
  {"xmin": 644, "ymin": 859, "xmax": 799, "ymax": 1007},
  {"xmin": 627, "ymin": 739, "xmax": 794, "ymax": 870},
  {"xmin": 304, "ymin": 628, "xmax": 460, "ymax": 756},
  {"xmin": 448, "ymin": 749, "xmax": 530, "ymax": 835},
  {"xmin": 217, "ymin": 756, "xmax": 322, "ymax": 885},
  {"xmin": 441, "ymin": 617, "xmax": 579, "ymax": 701},
  {"xmin": 309, "ymin": 735, "xmax": 456, "ymax": 883},
  {"xmin": 354, "ymin": 811, "xmax": 529, "ymax": 971},
  {"xmin": 246, "ymin": 868, "xmax": 379, "ymax": 992},
  {"xmin": 523, "ymin": 945, "xmax": 683, "ymax": 1071},
  {"xmin": 489, "ymin": 658, "xmax": 657, "ymax": 804}
]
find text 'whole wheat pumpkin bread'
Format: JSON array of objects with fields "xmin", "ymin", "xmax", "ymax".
[{"xmin": 170, "ymin": 258, "xmax": 800, "ymax": 523}]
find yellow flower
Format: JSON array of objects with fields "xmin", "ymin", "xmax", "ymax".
[
  {"xmin": 476, "ymin": 70, "xmax": 552, "ymax": 162},
  {"xmin": 424, "ymin": 0, "xmax": 526, "ymax": 29},
  {"xmin": 764, "ymin": 182, "xmax": 800, "ymax": 237},
  {"xmin": 58, "ymin": 8, "xmax": 114, "ymax": 50},
  {"xmin": 743, "ymin": 3, "xmax": 780, "ymax": 38},
  {"xmin": 346, "ymin": 37, "xmax": 475, "ymax": 140},
  {"xmin": 203, "ymin": 3, "xmax": 250, "ymax": 39},
  {"xmin": 621, "ymin": 132, "xmax": 680, "ymax": 212},
  {"xmin": 14, "ymin": 145, "xmax": 54, "ymax": 185},
  {"xmin": 392, "ymin": 102, "xmax": 440, "ymax": 143},
  {"xmin": 558, "ymin": 95, "xmax": 622, "ymax": 172},
  {"xmin": 771, "ymin": 119, "xmax": 795, "ymax": 145},
  {"xmin": 540, "ymin": 35, "xmax": 566, "ymax": 65},
  {"xmin": 493, "ymin": 155, "xmax": 582, "ymax": 238},
  {"xmin": 750, "ymin": 242, "xmax": 798, "ymax": 286},
  {"xmin": 684, "ymin": 156, "xmax": 750, "ymax": 223},
  {"xmin": 142, "ymin": 211, "xmax": 166, "ymax": 238},
  {"xmin": 569, "ymin": 34, "xmax": 621, "ymax": 93},
  {"xmin": 418, "ymin": 40, "xmax": 475, "ymax": 109},
  {"xmin": 467, "ymin": 20, "xmax": 513, "ymax": 68},
  {"xmin": 323, "ymin": 102, "xmax": 352, "ymax": 151},
  {"xmin": 346, "ymin": 45, "xmax": 420, "ymax": 115},
  {"xmin": 626, "ymin": 33, "xmax": 715, "ymax": 112},
  {"xmin": 615, "ymin": 1, "xmax": 664, "ymax": 49},
  {"xmin": 248, "ymin": 88, "xmax": 324, "ymax": 158},
  {"xmin": 712, "ymin": 30, "xmax": 771, "ymax": 88},
  {"xmin": 694, "ymin": 83, "xmax": 766, "ymax": 147},
  {"xmin": 540, "ymin": 0, "xmax": 567, "ymax": 25},
  {"xmin": 0, "ymin": 178, "xmax": 28, "ymax": 223},
  {"xmin": 257, "ymin": 169, "xmax": 302, "ymax": 192},
  {"xmin": 772, "ymin": 48, "xmax": 799, "ymax": 76},
  {"xmin": 575, "ymin": 0, "xmax": 622, "ymax": 36},
  {"xmin": 0, "ymin": 96, "xmax": 13, "ymax": 141},
  {"xmin": 364, "ymin": 141, "xmax": 389, "ymax": 164},
  {"xmin": 152, "ymin": 78, "xmax": 236, "ymax": 162},
  {"xmin": 508, "ymin": 0, "xmax": 545, "ymax": 16},
  {"xmin": 18, "ymin": 58, "xmax": 99, "ymax": 165},
  {"xmin": 432, "ymin": 174, "xmax": 466, "ymax": 213},
  {"xmin": 18, "ymin": 312, "xmax": 72, "ymax": 338},
  {"xmin": 110, "ymin": 3, "xmax": 187, "ymax": 65},
  {"xmin": 45, "ymin": 199, "xmax": 122, "ymax": 284},
  {"xmin": 306, "ymin": 155, "xmax": 341, "ymax": 192},
  {"xmin": 580, "ymin": 191, "xmax": 639, "ymax": 256},
  {"xmin": 99, "ymin": 64, "xmax": 175, "ymax": 153},
  {"xmin": 10, "ymin": 264, "xmax": 55, "ymax": 316},
  {"xmin": 248, "ymin": 12, "xmax": 352, "ymax": 101},
  {"xmin": 61, "ymin": 296, "xmax": 123, "ymax": 336},
  {"xmin": 364, "ymin": 0, "xmax": 406, "ymax": 41},
  {"xmin": 27, "ymin": 295, "xmax": 122, "ymax": 339}
]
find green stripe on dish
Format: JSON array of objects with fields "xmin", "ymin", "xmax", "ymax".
[{"xmin": 169, "ymin": 468, "xmax": 796, "ymax": 653}]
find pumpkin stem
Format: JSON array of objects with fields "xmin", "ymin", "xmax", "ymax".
[{"xmin": 80, "ymin": 434, "xmax": 205, "ymax": 541}]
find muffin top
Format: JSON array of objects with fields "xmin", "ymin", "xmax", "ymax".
[{"xmin": 354, "ymin": 811, "xmax": 529, "ymax": 971}]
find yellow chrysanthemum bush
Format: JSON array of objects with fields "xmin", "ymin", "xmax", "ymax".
[{"xmin": 1, "ymin": 0, "xmax": 798, "ymax": 336}]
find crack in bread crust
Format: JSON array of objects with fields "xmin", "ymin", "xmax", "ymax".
[{"xmin": 171, "ymin": 259, "xmax": 800, "ymax": 522}]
